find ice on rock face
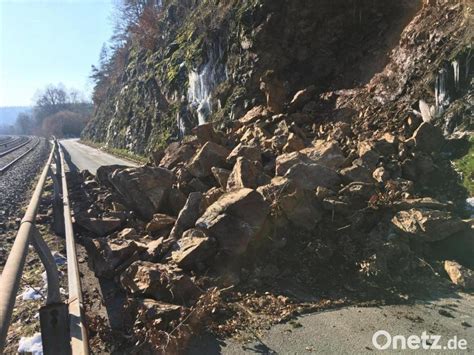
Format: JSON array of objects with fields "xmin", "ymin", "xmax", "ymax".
[
  {"xmin": 177, "ymin": 112, "xmax": 186, "ymax": 138},
  {"xmin": 435, "ymin": 67, "xmax": 449, "ymax": 115},
  {"xmin": 188, "ymin": 62, "xmax": 213, "ymax": 125},
  {"xmin": 187, "ymin": 43, "xmax": 227, "ymax": 126},
  {"xmin": 18, "ymin": 333, "xmax": 43, "ymax": 354},
  {"xmin": 452, "ymin": 60, "xmax": 460, "ymax": 90}
]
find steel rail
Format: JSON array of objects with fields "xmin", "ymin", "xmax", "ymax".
[
  {"xmin": 59, "ymin": 143, "xmax": 90, "ymax": 355},
  {"xmin": 0, "ymin": 142, "xmax": 56, "ymax": 351},
  {"xmin": 0, "ymin": 137, "xmax": 31, "ymax": 157},
  {"xmin": 0, "ymin": 137, "xmax": 41, "ymax": 174},
  {"xmin": 0, "ymin": 136, "xmax": 14, "ymax": 145}
]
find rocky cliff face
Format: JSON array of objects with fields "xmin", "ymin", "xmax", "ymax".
[{"xmin": 83, "ymin": 0, "xmax": 431, "ymax": 154}]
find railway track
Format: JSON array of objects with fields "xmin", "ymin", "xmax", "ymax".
[
  {"xmin": 0, "ymin": 136, "xmax": 13, "ymax": 145},
  {"xmin": 0, "ymin": 140, "xmax": 89, "ymax": 354},
  {"xmin": 0, "ymin": 136, "xmax": 31, "ymax": 156},
  {"xmin": 0, "ymin": 137, "xmax": 41, "ymax": 174}
]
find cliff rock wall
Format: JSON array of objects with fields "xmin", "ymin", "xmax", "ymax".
[{"xmin": 83, "ymin": 0, "xmax": 422, "ymax": 154}]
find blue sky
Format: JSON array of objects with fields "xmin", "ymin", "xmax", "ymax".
[{"xmin": 0, "ymin": 0, "xmax": 115, "ymax": 107}]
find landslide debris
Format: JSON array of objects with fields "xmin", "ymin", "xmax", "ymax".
[{"xmin": 70, "ymin": 1, "xmax": 473, "ymax": 353}]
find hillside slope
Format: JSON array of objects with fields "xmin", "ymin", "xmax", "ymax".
[{"xmin": 82, "ymin": 0, "xmax": 473, "ymax": 155}]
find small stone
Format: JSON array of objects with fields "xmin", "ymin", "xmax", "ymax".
[{"xmin": 444, "ymin": 260, "xmax": 474, "ymax": 289}]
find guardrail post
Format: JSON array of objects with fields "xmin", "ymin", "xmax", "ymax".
[
  {"xmin": 30, "ymin": 227, "xmax": 62, "ymax": 305},
  {"xmin": 40, "ymin": 303, "xmax": 71, "ymax": 355},
  {"xmin": 30, "ymin": 226, "xmax": 71, "ymax": 354}
]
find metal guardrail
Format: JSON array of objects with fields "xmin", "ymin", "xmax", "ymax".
[
  {"xmin": 0, "ymin": 139, "xmax": 89, "ymax": 354},
  {"xmin": 59, "ymin": 143, "xmax": 89, "ymax": 355}
]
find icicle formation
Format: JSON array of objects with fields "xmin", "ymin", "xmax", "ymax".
[
  {"xmin": 452, "ymin": 60, "xmax": 460, "ymax": 90},
  {"xmin": 188, "ymin": 63, "xmax": 213, "ymax": 125},
  {"xmin": 187, "ymin": 42, "xmax": 227, "ymax": 125},
  {"xmin": 177, "ymin": 111, "xmax": 185, "ymax": 138},
  {"xmin": 435, "ymin": 67, "xmax": 449, "ymax": 115}
]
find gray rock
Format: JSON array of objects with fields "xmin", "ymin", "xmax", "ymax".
[
  {"xmin": 187, "ymin": 142, "xmax": 230, "ymax": 178},
  {"xmin": 120, "ymin": 261, "xmax": 201, "ymax": 303},
  {"xmin": 391, "ymin": 208, "xmax": 468, "ymax": 242},
  {"xmin": 169, "ymin": 192, "xmax": 203, "ymax": 239},
  {"xmin": 196, "ymin": 188, "xmax": 270, "ymax": 255},
  {"xmin": 412, "ymin": 122, "xmax": 444, "ymax": 153},
  {"xmin": 285, "ymin": 163, "xmax": 341, "ymax": 190},
  {"xmin": 109, "ymin": 166, "xmax": 175, "ymax": 220},
  {"xmin": 171, "ymin": 228, "xmax": 216, "ymax": 269}
]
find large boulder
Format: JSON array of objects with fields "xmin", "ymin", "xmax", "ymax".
[
  {"xmin": 275, "ymin": 151, "xmax": 311, "ymax": 176},
  {"xmin": 120, "ymin": 261, "xmax": 200, "ymax": 303},
  {"xmin": 258, "ymin": 177, "xmax": 321, "ymax": 231},
  {"xmin": 283, "ymin": 133, "xmax": 306, "ymax": 153},
  {"xmin": 160, "ymin": 142, "xmax": 195, "ymax": 169},
  {"xmin": 109, "ymin": 166, "xmax": 175, "ymax": 220},
  {"xmin": 201, "ymin": 187, "xmax": 225, "ymax": 210},
  {"xmin": 412, "ymin": 122, "xmax": 444, "ymax": 153},
  {"xmin": 444, "ymin": 260, "xmax": 474, "ymax": 289},
  {"xmin": 338, "ymin": 182, "xmax": 376, "ymax": 209},
  {"xmin": 302, "ymin": 140, "xmax": 345, "ymax": 169},
  {"xmin": 85, "ymin": 238, "xmax": 145, "ymax": 278},
  {"xmin": 373, "ymin": 133, "xmax": 398, "ymax": 156},
  {"xmin": 357, "ymin": 141, "xmax": 380, "ymax": 169},
  {"xmin": 239, "ymin": 105, "xmax": 269, "ymax": 125},
  {"xmin": 340, "ymin": 163, "xmax": 374, "ymax": 183},
  {"xmin": 275, "ymin": 140, "xmax": 344, "ymax": 175},
  {"xmin": 171, "ymin": 229, "xmax": 216, "ymax": 269},
  {"xmin": 284, "ymin": 163, "xmax": 341, "ymax": 190},
  {"xmin": 169, "ymin": 192, "xmax": 203, "ymax": 240},
  {"xmin": 226, "ymin": 143, "xmax": 262, "ymax": 165},
  {"xmin": 187, "ymin": 142, "xmax": 230, "ymax": 178},
  {"xmin": 192, "ymin": 123, "xmax": 221, "ymax": 145},
  {"xmin": 146, "ymin": 214, "xmax": 176, "ymax": 233},
  {"xmin": 391, "ymin": 209, "xmax": 468, "ymax": 242},
  {"xmin": 401, "ymin": 153, "xmax": 435, "ymax": 181},
  {"xmin": 226, "ymin": 157, "xmax": 270, "ymax": 190},
  {"xmin": 211, "ymin": 167, "xmax": 231, "ymax": 189},
  {"xmin": 196, "ymin": 188, "xmax": 270, "ymax": 255},
  {"xmin": 96, "ymin": 165, "xmax": 127, "ymax": 188},
  {"xmin": 75, "ymin": 214, "xmax": 123, "ymax": 237}
]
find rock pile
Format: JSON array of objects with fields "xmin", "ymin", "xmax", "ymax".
[
  {"xmin": 68, "ymin": 3, "xmax": 473, "ymax": 350},
  {"xmin": 70, "ymin": 93, "xmax": 472, "ymax": 351}
]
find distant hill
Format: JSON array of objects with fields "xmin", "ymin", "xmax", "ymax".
[{"xmin": 0, "ymin": 106, "xmax": 32, "ymax": 126}]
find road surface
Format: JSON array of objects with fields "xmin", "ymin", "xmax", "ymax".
[
  {"xmin": 60, "ymin": 139, "xmax": 137, "ymax": 174},
  {"xmin": 188, "ymin": 288, "xmax": 474, "ymax": 354}
]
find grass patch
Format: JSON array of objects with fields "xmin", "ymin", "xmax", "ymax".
[
  {"xmin": 80, "ymin": 139, "xmax": 148, "ymax": 164},
  {"xmin": 454, "ymin": 136, "xmax": 474, "ymax": 196}
]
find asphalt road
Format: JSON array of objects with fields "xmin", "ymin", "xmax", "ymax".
[
  {"xmin": 189, "ymin": 289, "xmax": 474, "ymax": 354},
  {"xmin": 60, "ymin": 139, "xmax": 137, "ymax": 174}
]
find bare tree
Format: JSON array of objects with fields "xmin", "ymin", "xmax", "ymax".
[{"xmin": 15, "ymin": 113, "xmax": 34, "ymax": 134}]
